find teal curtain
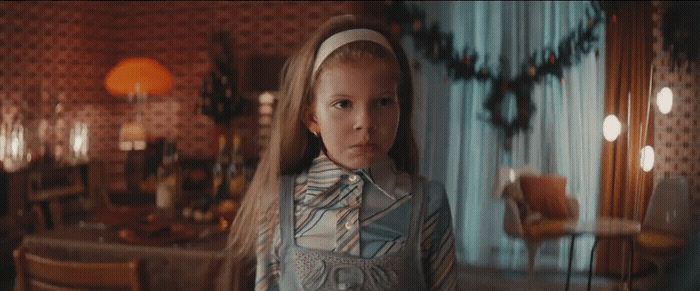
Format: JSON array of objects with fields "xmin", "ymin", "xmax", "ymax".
[{"xmin": 409, "ymin": 1, "xmax": 605, "ymax": 271}]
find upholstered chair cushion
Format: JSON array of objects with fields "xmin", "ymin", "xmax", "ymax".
[
  {"xmin": 637, "ymin": 230, "xmax": 687, "ymax": 255},
  {"xmin": 523, "ymin": 220, "xmax": 569, "ymax": 240},
  {"xmin": 520, "ymin": 175, "xmax": 569, "ymax": 219}
]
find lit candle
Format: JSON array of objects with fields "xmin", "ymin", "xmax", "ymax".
[
  {"xmin": 0, "ymin": 124, "xmax": 6, "ymax": 162},
  {"xmin": 81, "ymin": 123, "xmax": 89, "ymax": 158},
  {"xmin": 11, "ymin": 131, "xmax": 19, "ymax": 159}
]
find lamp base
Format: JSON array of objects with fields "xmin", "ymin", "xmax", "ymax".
[{"xmin": 124, "ymin": 150, "xmax": 145, "ymax": 196}]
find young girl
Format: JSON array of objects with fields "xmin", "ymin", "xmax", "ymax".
[{"xmin": 225, "ymin": 15, "xmax": 456, "ymax": 291}]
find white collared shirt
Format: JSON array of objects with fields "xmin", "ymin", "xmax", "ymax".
[{"xmin": 254, "ymin": 152, "xmax": 457, "ymax": 290}]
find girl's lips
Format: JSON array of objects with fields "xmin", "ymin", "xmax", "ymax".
[
  {"xmin": 350, "ymin": 143, "xmax": 379, "ymax": 151},
  {"xmin": 350, "ymin": 143, "xmax": 378, "ymax": 148}
]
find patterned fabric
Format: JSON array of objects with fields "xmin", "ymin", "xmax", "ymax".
[{"xmin": 255, "ymin": 153, "xmax": 456, "ymax": 290}]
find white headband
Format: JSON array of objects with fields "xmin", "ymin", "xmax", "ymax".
[{"xmin": 312, "ymin": 28, "xmax": 396, "ymax": 80}]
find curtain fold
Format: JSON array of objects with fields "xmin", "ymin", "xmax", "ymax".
[
  {"xmin": 411, "ymin": 1, "xmax": 606, "ymax": 271},
  {"xmin": 596, "ymin": 2, "xmax": 654, "ymax": 276}
]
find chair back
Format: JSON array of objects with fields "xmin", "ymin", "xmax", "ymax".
[
  {"xmin": 498, "ymin": 166, "xmax": 540, "ymax": 238},
  {"xmin": 643, "ymin": 176, "xmax": 691, "ymax": 236},
  {"xmin": 27, "ymin": 166, "xmax": 86, "ymax": 231},
  {"xmin": 13, "ymin": 246, "xmax": 141, "ymax": 291}
]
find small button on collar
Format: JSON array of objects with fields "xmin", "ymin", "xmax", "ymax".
[
  {"xmin": 345, "ymin": 221, "xmax": 355, "ymax": 230},
  {"xmin": 348, "ymin": 174, "xmax": 360, "ymax": 183}
]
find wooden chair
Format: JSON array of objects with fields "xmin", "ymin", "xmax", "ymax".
[
  {"xmin": 13, "ymin": 246, "xmax": 141, "ymax": 291},
  {"xmin": 637, "ymin": 176, "xmax": 692, "ymax": 272},
  {"xmin": 27, "ymin": 166, "xmax": 85, "ymax": 232}
]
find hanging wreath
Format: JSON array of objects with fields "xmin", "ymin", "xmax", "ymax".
[
  {"xmin": 484, "ymin": 78, "xmax": 535, "ymax": 149},
  {"xmin": 381, "ymin": 1, "xmax": 605, "ymax": 150}
]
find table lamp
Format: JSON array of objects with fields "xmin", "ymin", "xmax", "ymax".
[
  {"xmin": 105, "ymin": 57, "xmax": 173, "ymax": 99},
  {"xmin": 118, "ymin": 121, "xmax": 146, "ymax": 151},
  {"xmin": 105, "ymin": 57, "xmax": 173, "ymax": 149},
  {"xmin": 105, "ymin": 57, "xmax": 173, "ymax": 194}
]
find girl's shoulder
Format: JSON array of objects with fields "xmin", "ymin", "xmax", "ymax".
[{"xmin": 411, "ymin": 175, "xmax": 449, "ymax": 211}]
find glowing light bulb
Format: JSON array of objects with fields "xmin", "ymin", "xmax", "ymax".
[
  {"xmin": 259, "ymin": 92, "xmax": 275, "ymax": 104},
  {"xmin": 656, "ymin": 87, "xmax": 673, "ymax": 114},
  {"xmin": 603, "ymin": 115, "xmax": 622, "ymax": 142},
  {"xmin": 640, "ymin": 146, "xmax": 655, "ymax": 172}
]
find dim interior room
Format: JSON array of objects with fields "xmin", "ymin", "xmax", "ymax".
[{"xmin": 1, "ymin": 1, "xmax": 699, "ymax": 291}]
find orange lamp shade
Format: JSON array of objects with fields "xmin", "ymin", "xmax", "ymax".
[{"xmin": 105, "ymin": 57, "xmax": 173, "ymax": 96}]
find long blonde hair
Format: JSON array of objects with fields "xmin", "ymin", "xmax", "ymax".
[{"xmin": 227, "ymin": 15, "xmax": 418, "ymax": 259}]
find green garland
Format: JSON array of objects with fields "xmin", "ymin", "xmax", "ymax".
[{"xmin": 382, "ymin": 1, "xmax": 605, "ymax": 148}]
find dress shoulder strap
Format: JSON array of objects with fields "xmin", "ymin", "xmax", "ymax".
[
  {"xmin": 405, "ymin": 176, "xmax": 427, "ymax": 253},
  {"xmin": 278, "ymin": 175, "xmax": 296, "ymax": 245}
]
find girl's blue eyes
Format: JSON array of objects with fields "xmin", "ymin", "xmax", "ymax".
[
  {"xmin": 332, "ymin": 97, "xmax": 396, "ymax": 109},
  {"xmin": 334, "ymin": 100, "xmax": 351, "ymax": 109}
]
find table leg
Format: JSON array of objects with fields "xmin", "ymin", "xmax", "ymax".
[
  {"xmin": 588, "ymin": 238, "xmax": 600, "ymax": 291},
  {"xmin": 566, "ymin": 235, "xmax": 576, "ymax": 291},
  {"xmin": 628, "ymin": 237, "xmax": 635, "ymax": 291}
]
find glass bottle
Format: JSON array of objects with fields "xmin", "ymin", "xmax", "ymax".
[
  {"xmin": 212, "ymin": 134, "xmax": 228, "ymax": 202},
  {"xmin": 227, "ymin": 134, "xmax": 245, "ymax": 201},
  {"xmin": 156, "ymin": 141, "xmax": 178, "ymax": 210}
]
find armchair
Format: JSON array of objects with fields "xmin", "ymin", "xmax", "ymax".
[{"xmin": 502, "ymin": 175, "xmax": 579, "ymax": 278}]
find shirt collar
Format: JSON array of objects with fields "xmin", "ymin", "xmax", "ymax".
[{"xmin": 306, "ymin": 152, "xmax": 412, "ymax": 199}]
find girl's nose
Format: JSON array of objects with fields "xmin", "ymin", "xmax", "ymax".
[{"xmin": 353, "ymin": 108, "xmax": 377, "ymax": 131}]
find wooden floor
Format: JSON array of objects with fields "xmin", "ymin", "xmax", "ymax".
[
  {"xmin": 456, "ymin": 265, "xmax": 658, "ymax": 291},
  {"xmin": 1, "ymin": 265, "xmax": 660, "ymax": 291}
]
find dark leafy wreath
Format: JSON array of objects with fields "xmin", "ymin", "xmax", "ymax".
[
  {"xmin": 382, "ymin": 1, "xmax": 605, "ymax": 149},
  {"xmin": 485, "ymin": 78, "xmax": 535, "ymax": 149}
]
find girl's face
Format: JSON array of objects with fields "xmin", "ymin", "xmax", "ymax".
[{"xmin": 307, "ymin": 58, "xmax": 400, "ymax": 170}]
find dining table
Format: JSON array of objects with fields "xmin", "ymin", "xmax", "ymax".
[
  {"xmin": 18, "ymin": 205, "xmax": 252, "ymax": 291},
  {"xmin": 563, "ymin": 217, "xmax": 641, "ymax": 291}
]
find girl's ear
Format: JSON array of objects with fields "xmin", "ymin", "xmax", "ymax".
[{"xmin": 304, "ymin": 106, "xmax": 320, "ymax": 135}]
